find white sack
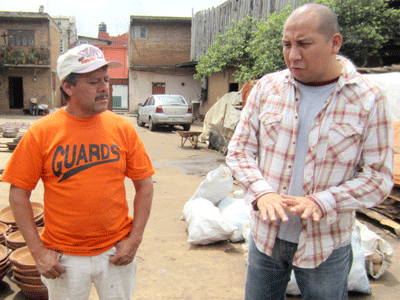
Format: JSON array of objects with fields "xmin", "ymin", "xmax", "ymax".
[
  {"xmin": 363, "ymin": 73, "xmax": 400, "ymax": 121},
  {"xmin": 356, "ymin": 220, "xmax": 393, "ymax": 279},
  {"xmin": 286, "ymin": 222, "xmax": 371, "ymax": 295},
  {"xmin": 348, "ymin": 222, "xmax": 371, "ymax": 294},
  {"xmin": 183, "ymin": 198, "xmax": 236, "ymax": 245},
  {"xmin": 286, "ymin": 272, "xmax": 301, "ymax": 296},
  {"xmin": 217, "ymin": 197, "xmax": 250, "ymax": 242},
  {"xmin": 189, "ymin": 164, "xmax": 233, "ymax": 204}
]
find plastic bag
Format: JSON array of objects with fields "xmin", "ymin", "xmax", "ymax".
[
  {"xmin": 217, "ymin": 197, "xmax": 250, "ymax": 242},
  {"xmin": 189, "ymin": 165, "xmax": 233, "ymax": 204},
  {"xmin": 286, "ymin": 222, "xmax": 371, "ymax": 295},
  {"xmin": 183, "ymin": 198, "xmax": 236, "ymax": 245},
  {"xmin": 357, "ymin": 220, "xmax": 393, "ymax": 279}
]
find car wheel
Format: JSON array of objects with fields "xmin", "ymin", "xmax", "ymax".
[
  {"xmin": 149, "ymin": 118, "xmax": 157, "ymax": 131},
  {"xmin": 182, "ymin": 124, "xmax": 191, "ymax": 131},
  {"xmin": 137, "ymin": 115, "xmax": 145, "ymax": 127}
]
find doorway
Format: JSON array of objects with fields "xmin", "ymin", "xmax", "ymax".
[
  {"xmin": 229, "ymin": 82, "xmax": 239, "ymax": 92},
  {"xmin": 152, "ymin": 82, "xmax": 165, "ymax": 94},
  {"xmin": 9, "ymin": 77, "xmax": 24, "ymax": 109}
]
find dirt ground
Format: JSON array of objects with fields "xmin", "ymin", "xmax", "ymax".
[{"xmin": 0, "ymin": 113, "xmax": 399, "ymax": 300}]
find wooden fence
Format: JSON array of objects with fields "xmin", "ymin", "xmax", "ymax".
[{"xmin": 191, "ymin": 0, "xmax": 303, "ymax": 61}]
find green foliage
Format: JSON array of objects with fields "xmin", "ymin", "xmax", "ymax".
[
  {"xmin": 317, "ymin": 0, "xmax": 400, "ymax": 66},
  {"xmin": 194, "ymin": 0, "xmax": 400, "ymax": 82},
  {"xmin": 194, "ymin": 16, "xmax": 258, "ymax": 82},
  {"xmin": 0, "ymin": 46, "xmax": 50, "ymax": 65},
  {"xmin": 243, "ymin": 7, "xmax": 292, "ymax": 82}
]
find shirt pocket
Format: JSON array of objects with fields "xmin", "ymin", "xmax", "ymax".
[
  {"xmin": 327, "ymin": 122, "xmax": 364, "ymax": 163},
  {"xmin": 258, "ymin": 112, "xmax": 283, "ymax": 148}
]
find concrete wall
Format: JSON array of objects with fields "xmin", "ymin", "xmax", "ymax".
[
  {"xmin": 201, "ymin": 69, "xmax": 237, "ymax": 115},
  {"xmin": 49, "ymin": 21, "xmax": 61, "ymax": 107},
  {"xmin": 101, "ymin": 45, "xmax": 128, "ymax": 79},
  {"xmin": 129, "ymin": 69, "xmax": 201, "ymax": 113}
]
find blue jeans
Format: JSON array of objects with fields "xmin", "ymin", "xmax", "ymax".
[
  {"xmin": 30, "ymin": 106, "xmax": 39, "ymax": 116},
  {"xmin": 245, "ymin": 235, "xmax": 352, "ymax": 300}
]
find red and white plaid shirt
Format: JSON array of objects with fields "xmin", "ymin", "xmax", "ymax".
[{"xmin": 226, "ymin": 57, "xmax": 394, "ymax": 268}]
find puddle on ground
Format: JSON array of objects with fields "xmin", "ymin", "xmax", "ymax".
[{"xmin": 158, "ymin": 156, "xmax": 227, "ymax": 176}]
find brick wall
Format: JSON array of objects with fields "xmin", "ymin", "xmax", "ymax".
[{"xmin": 130, "ymin": 18, "xmax": 191, "ymax": 67}]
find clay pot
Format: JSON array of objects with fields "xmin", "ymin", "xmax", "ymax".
[
  {"xmin": 5, "ymin": 227, "xmax": 43, "ymax": 250},
  {"xmin": 6, "ymin": 142, "xmax": 18, "ymax": 151},
  {"xmin": 0, "ymin": 202, "xmax": 44, "ymax": 226},
  {"xmin": 9, "ymin": 246, "xmax": 37, "ymax": 270},
  {"xmin": 2, "ymin": 131, "xmax": 17, "ymax": 138}
]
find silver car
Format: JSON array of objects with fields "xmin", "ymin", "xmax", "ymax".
[{"xmin": 137, "ymin": 95, "xmax": 193, "ymax": 131}]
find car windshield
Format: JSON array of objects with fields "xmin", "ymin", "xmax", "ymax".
[{"xmin": 157, "ymin": 96, "xmax": 186, "ymax": 105}]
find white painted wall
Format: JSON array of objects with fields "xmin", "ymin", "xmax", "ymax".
[
  {"xmin": 129, "ymin": 70, "xmax": 201, "ymax": 113},
  {"xmin": 112, "ymin": 85, "xmax": 128, "ymax": 109}
]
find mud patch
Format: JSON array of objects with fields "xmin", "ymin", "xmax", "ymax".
[{"xmin": 163, "ymin": 156, "xmax": 226, "ymax": 176}]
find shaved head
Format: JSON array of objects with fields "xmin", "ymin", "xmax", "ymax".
[{"xmin": 288, "ymin": 3, "xmax": 339, "ymax": 40}]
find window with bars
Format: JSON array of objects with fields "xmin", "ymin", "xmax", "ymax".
[
  {"xmin": 8, "ymin": 30, "xmax": 34, "ymax": 46},
  {"xmin": 132, "ymin": 26, "xmax": 147, "ymax": 39}
]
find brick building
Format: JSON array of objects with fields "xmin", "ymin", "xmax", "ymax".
[
  {"xmin": 0, "ymin": 11, "xmax": 61, "ymax": 114},
  {"xmin": 52, "ymin": 16, "xmax": 77, "ymax": 53},
  {"xmin": 129, "ymin": 16, "xmax": 201, "ymax": 114}
]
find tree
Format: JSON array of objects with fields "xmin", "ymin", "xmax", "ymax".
[
  {"xmin": 194, "ymin": 16, "xmax": 258, "ymax": 82},
  {"xmin": 317, "ymin": 0, "xmax": 400, "ymax": 67},
  {"xmin": 195, "ymin": 0, "xmax": 400, "ymax": 83},
  {"xmin": 244, "ymin": 7, "xmax": 292, "ymax": 82}
]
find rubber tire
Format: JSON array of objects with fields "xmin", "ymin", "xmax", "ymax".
[
  {"xmin": 149, "ymin": 118, "xmax": 157, "ymax": 131},
  {"xmin": 182, "ymin": 124, "xmax": 191, "ymax": 131},
  {"xmin": 137, "ymin": 115, "xmax": 145, "ymax": 127}
]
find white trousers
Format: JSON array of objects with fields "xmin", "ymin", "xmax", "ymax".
[{"xmin": 41, "ymin": 247, "xmax": 137, "ymax": 300}]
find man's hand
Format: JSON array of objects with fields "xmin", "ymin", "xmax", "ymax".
[
  {"xmin": 32, "ymin": 247, "xmax": 66, "ymax": 279},
  {"xmin": 281, "ymin": 195, "xmax": 323, "ymax": 222},
  {"xmin": 109, "ymin": 237, "xmax": 141, "ymax": 266},
  {"xmin": 256, "ymin": 193, "xmax": 289, "ymax": 222}
]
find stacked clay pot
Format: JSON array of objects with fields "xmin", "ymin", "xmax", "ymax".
[
  {"xmin": 5, "ymin": 227, "xmax": 44, "ymax": 250},
  {"xmin": 0, "ymin": 222, "xmax": 11, "ymax": 245},
  {"xmin": 9, "ymin": 246, "xmax": 48, "ymax": 300},
  {"xmin": 0, "ymin": 244, "xmax": 11, "ymax": 282},
  {"xmin": 0, "ymin": 202, "xmax": 44, "ymax": 232}
]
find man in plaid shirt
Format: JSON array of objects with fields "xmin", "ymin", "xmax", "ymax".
[{"xmin": 226, "ymin": 3, "xmax": 394, "ymax": 300}]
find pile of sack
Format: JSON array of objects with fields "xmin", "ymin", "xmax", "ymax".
[
  {"xmin": 182, "ymin": 164, "xmax": 394, "ymax": 296},
  {"xmin": 182, "ymin": 165, "xmax": 249, "ymax": 245},
  {"xmin": 286, "ymin": 220, "xmax": 393, "ymax": 295}
]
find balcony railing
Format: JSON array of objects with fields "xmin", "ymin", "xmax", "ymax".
[{"xmin": 0, "ymin": 46, "xmax": 50, "ymax": 65}]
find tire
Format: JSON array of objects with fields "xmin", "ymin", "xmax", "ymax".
[
  {"xmin": 137, "ymin": 115, "xmax": 145, "ymax": 127},
  {"xmin": 182, "ymin": 124, "xmax": 191, "ymax": 131},
  {"xmin": 149, "ymin": 118, "xmax": 157, "ymax": 131}
]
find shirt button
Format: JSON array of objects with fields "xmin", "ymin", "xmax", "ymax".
[
  {"xmin": 288, "ymin": 165, "xmax": 292, "ymax": 169},
  {"xmin": 282, "ymin": 187, "xmax": 287, "ymax": 190}
]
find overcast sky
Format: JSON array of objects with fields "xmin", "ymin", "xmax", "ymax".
[{"xmin": 0, "ymin": 0, "xmax": 227, "ymax": 37}]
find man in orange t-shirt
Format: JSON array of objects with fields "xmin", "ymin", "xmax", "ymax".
[{"xmin": 1, "ymin": 44, "xmax": 155, "ymax": 299}]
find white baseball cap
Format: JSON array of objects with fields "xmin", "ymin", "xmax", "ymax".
[{"xmin": 57, "ymin": 44, "xmax": 122, "ymax": 82}]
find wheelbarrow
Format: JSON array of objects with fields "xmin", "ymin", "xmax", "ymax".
[{"xmin": 176, "ymin": 131, "xmax": 202, "ymax": 149}]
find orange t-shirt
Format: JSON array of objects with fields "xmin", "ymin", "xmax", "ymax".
[{"xmin": 1, "ymin": 109, "xmax": 155, "ymax": 256}]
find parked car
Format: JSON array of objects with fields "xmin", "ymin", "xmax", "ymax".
[{"xmin": 137, "ymin": 95, "xmax": 193, "ymax": 131}]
